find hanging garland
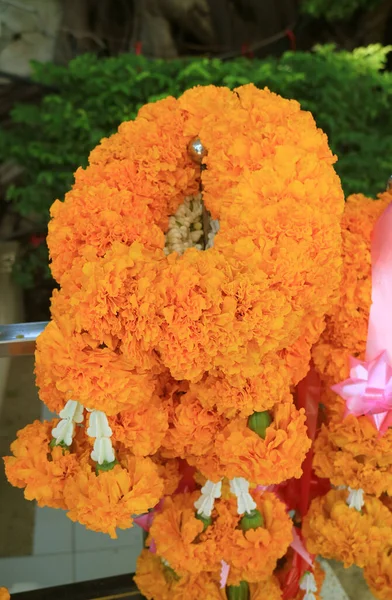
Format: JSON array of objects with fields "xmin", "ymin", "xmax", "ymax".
[{"xmin": 4, "ymin": 84, "xmax": 345, "ymax": 598}]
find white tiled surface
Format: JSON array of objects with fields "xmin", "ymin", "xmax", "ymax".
[
  {"xmin": 0, "ymin": 512, "xmax": 143, "ymax": 591},
  {"xmin": 41, "ymin": 404, "xmax": 56, "ymax": 421},
  {"xmin": 75, "ymin": 546, "xmax": 140, "ymax": 582},
  {"xmin": 0, "ymin": 553, "xmax": 73, "ymax": 591},
  {"xmin": 320, "ymin": 559, "xmax": 350, "ymax": 600},
  {"xmin": 33, "ymin": 507, "xmax": 73, "ymax": 555},
  {"xmin": 74, "ymin": 521, "xmax": 143, "ymax": 552}
]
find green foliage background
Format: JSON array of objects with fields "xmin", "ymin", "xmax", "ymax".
[
  {"xmin": 301, "ymin": 0, "xmax": 382, "ymax": 21},
  {"xmin": 1, "ymin": 43, "xmax": 392, "ymax": 288}
]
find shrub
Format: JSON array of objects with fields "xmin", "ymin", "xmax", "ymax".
[
  {"xmin": 301, "ymin": 0, "xmax": 382, "ymax": 22},
  {"xmin": 1, "ymin": 44, "xmax": 392, "ymax": 289}
]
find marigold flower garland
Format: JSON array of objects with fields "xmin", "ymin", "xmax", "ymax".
[
  {"xmin": 3, "ymin": 84, "xmax": 345, "ymax": 598},
  {"xmin": 301, "ymin": 190, "xmax": 392, "ymax": 600},
  {"xmin": 303, "ymin": 488, "xmax": 392, "ymax": 568},
  {"xmin": 364, "ymin": 547, "xmax": 392, "ymax": 600},
  {"xmin": 311, "ymin": 192, "xmax": 392, "ymax": 497}
]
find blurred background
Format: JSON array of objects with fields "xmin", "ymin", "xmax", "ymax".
[{"xmin": 0, "ymin": 0, "xmax": 391, "ymax": 596}]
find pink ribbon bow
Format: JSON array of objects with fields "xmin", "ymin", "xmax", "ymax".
[
  {"xmin": 333, "ymin": 201, "xmax": 392, "ymax": 433},
  {"xmin": 333, "ymin": 352, "xmax": 392, "ymax": 431}
]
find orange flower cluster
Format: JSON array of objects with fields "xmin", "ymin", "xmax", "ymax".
[
  {"xmin": 292, "ymin": 190, "xmax": 392, "ymax": 600},
  {"xmin": 135, "ymin": 549, "xmax": 283, "ymax": 600},
  {"xmin": 364, "ymin": 548, "xmax": 392, "ymax": 600},
  {"xmin": 213, "ymin": 402, "xmax": 311, "ymax": 483},
  {"xmin": 224, "ymin": 491, "xmax": 293, "ymax": 584},
  {"xmin": 64, "ymin": 455, "xmax": 163, "ymax": 538},
  {"xmin": 37, "ymin": 84, "xmax": 343, "ymax": 423},
  {"xmin": 304, "ymin": 191, "xmax": 392, "ymax": 599},
  {"xmin": 303, "ymin": 489, "xmax": 392, "ymax": 568},
  {"xmin": 312, "ymin": 191, "xmax": 392, "ymax": 422},
  {"xmin": 313, "ymin": 418, "xmax": 392, "ymax": 497},
  {"xmin": 5, "ymin": 84, "xmax": 344, "ymax": 597},
  {"xmin": 4, "ymin": 420, "xmax": 81, "ymax": 509},
  {"xmin": 183, "ymin": 400, "xmax": 311, "ymax": 483},
  {"xmin": 4, "ymin": 419, "xmax": 163, "ymax": 538},
  {"xmin": 134, "ymin": 549, "xmax": 224, "ymax": 600},
  {"xmin": 309, "ymin": 193, "xmax": 392, "ymax": 500},
  {"xmin": 149, "ymin": 490, "xmax": 291, "ymax": 582}
]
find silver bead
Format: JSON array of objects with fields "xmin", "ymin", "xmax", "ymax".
[{"xmin": 187, "ymin": 137, "xmax": 207, "ymax": 164}]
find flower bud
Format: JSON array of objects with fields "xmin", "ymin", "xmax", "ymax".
[
  {"xmin": 247, "ymin": 411, "xmax": 272, "ymax": 438},
  {"xmin": 240, "ymin": 509, "xmax": 264, "ymax": 531}
]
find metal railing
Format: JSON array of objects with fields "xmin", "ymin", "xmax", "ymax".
[{"xmin": 0, "ymin": 321, "xmax": 48, "ymax": 357}]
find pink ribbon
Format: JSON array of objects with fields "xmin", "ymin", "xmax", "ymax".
[
  {"xmin": 367, "ymin": 202, "xmax": 392, "ymax": 363},
  {"xmin": 134, "ymin": 498, "xmax": 164, "ymax": 532},
  {"xmin": 255, "ymin": 484, "xmax": 279, "ymax": 494},
  {"xmin": 333, "ymin": 202, "xmax": 392, "ymax": 432},
  {"xmin": 291, "ymin": 526, "xmax": 313, "ymax": 567},
  {"xmin": 220, "ymin": 560, "xmax": 230, "ymax": 588},
  {"xmin": 133, "ymin": 512, "xmax": 154, "ymax": 532},
  {"xmin": 255, "ymin": 486, "xmax": 314, "ymax": 564}
]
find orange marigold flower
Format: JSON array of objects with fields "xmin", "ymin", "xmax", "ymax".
[
  {"xmin": 223, "ymin": 491, "xmax": 292, "ymax": 584},
  {"xmin": 48, "ymin": 184, "xmax": 164, "ymax": 285},
  {"xmin": 214, "ymin": 401, "xmax": 311, "ymax": 483},
  {"xmin": 313, "ymin": 420, "xmax": 392, "ymax": 497},
  {"xmin": 64, "ymin": 455, "xmax": 163, "ymax": 538},
  {"xmin": 281, "ymin": 314, "xmax": 330, "ymax": 388},
  {"xmin": 49, "ymin": 95, "xmax": 199, "ymax": 283},
  {"xmin": 161, "ymin": 391, "xmax": 227, "ymax": 458},
  {"xmin": 303, "ymin": 489, "xmax": 392, "ymax": 568},
  {"xmin": 187, "ymin": 452, "xmax": 225, "ymax": 484},
  {"xmin": 364, "ymin": 547, "xmax": 392, "ymax": 600},
  {"xmin": 134, "ymin": 550, "xmax": 225, "ymax": 600},
  {"xmin": 135, "ymin": 560, "xmax": 283, "ymax": 600},
  {"xmin": 150, "ymin": 490, "xmax": 291, "ymax": 583},
  {"xmin": 190, "ymin": 355, "xmax": 289, "ymax": 419},
  {"xmin": 250, "ymin": 576, "xmax": 283, "ymax": 600},
  {"xmin": 151, "ymin": 455, "xmax": 182, "ymax": 497},
  {"xmin": 35, "ymin": 319, "xmax": 156, "ymax": 415},
  {"xmin": 149, "ymin": 491, "xmax": 221, "ymax": 575},
  {"xmin": 3, "ymin": 419, "xmax": 80, "ymax": 509},
  {"xmin": 50, "ymin": 241, "xmax": 163, "ymax": 358},
  {"xmin": 109, "ymin": 394, "xmax": 168, "ymax": 457}
]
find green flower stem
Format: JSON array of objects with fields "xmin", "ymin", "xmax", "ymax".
[
  {"xmin": 227, "ymin": 580, "xmax": 250, "ymax": 600},
  {"xmin": 195, "ymin": 512, "xmax": 212, "ymax": 531},
  {"xmin": 95, "ymin": 459, "xmax": 118, "ymax": 474}
]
